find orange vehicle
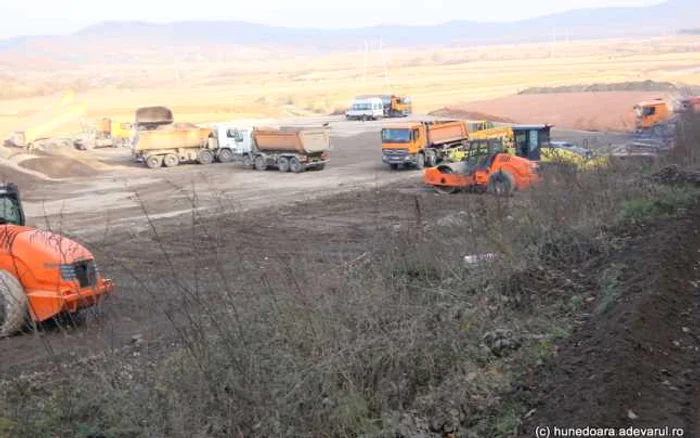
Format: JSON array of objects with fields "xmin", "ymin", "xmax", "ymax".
[
  {"xmin": 134, "ymin": 123, "xmax": 214, "ymax": 168},
  {"xmin": 0, "ymin": 183, "xmax": 114, "ymax": 337},
  {"xmin": 634, "ymin": 96, "xmax": 700, "ymax": 134},
  {"xmin": 423, "ymin": 125, "xmax": 550, "ymax": 195},
  {"xmin": 381, "ymin": 120, "xmax": 469, "ymax": 169},
  {"xmin": 634, "ymin": 99, "xmax": 673, "ymax": 132}
]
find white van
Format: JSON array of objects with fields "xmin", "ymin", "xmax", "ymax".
[{"xmin": 345, "ymin": 97, "xmax": 384, "ymax": 121}]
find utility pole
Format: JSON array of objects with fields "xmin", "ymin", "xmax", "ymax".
[{"xmin": 380, "ymin": 37, "xmax": 390, "ymax": 90}]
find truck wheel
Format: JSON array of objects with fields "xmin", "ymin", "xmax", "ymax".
[
  {"xmin": 289, "ymin": 157, "xmax": 303, "ymax": 173},
  {"xmin": 242, "ymin": 154, "xmax": 252, "ymax": 168},
  {"xmin": 163, "ymin": 154, "xmax": 179, "ymax": 168},
  {"xmin": 145, "ymin": 155, "xmax": 163, "ymax": 169},
  {"xmin": 254, "ymin": 155, "xmax": 267, "ymax": 171},
  {"xmin": 0, "ymin": 270, "xmax": 28, "ymax": 338},
  {"xmin": 415, "ymin": 153, "xmax": 426, "ymax": 170},
  {"xmin": 197, "ymin": 149, "xmax": 215, "ymax": 165},
  {"xmin": 488, "ymin": 171, "xmax": 515, "ymax": 197},
  {"xmin": 278, "ymin": 157, "xmax": 290, "ymax": 172},
  {"xmin": 315, "ymin": 163, "xmax": 326, "ymax": 171},
  {"xmin": 217, "ymin": 148, "xmax": 234, "ymax": 163}
]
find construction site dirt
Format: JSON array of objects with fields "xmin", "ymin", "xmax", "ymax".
[
  {"xmin": 0, "ymin": 115, "xmax": 632, "ymax": 375},
  {"xmin": 519, "ymin": 204, "xmax": 700, "ymax": 436}
]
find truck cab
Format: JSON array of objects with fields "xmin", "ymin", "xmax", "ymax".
[
  {"xmin": 634, "ymin": 99, "xmax": 672, "ymax": 132},
  {"xmin": 210, "ymin": 124, "xmax": 254, "ymax": 163},
  {"xmin": 381, "ymin": 123, "xmax": 428, "ymax": 168},
  {"xmin": 345, "ymin": 97, "xmax": 384, "ymax": 121}
]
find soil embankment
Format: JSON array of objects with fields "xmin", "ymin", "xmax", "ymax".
[
  {"xmin": 444, "ymin": 91, "xmax": 672, "ymax": 132},
  {"xmin": 519, "ymin": 203, "xmax": 700, "ymax": 435}
]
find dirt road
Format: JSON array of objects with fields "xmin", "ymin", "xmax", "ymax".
[{"xmin": 11, "ymin": 115, "xmax": 631, "ymax": 239}]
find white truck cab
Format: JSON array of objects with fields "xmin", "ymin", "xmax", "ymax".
[
  {"xmin": 209, "ymin": 124, "xmax": 255, "ymax": 164},
  {"xmin": 345, "ymin": 97, "xmax": 384, "ymax": 121}
]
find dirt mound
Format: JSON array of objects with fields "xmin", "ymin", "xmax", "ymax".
[
  {"xmin": 19, "ymin": 156, "xmax": 98, "ymax": 179},
  {"xmin": 448, "ymin": 91, "xmax": 671, "ymax": 132},
  {"xmin": 518, "ymin": 80, "xmax": 680, "ymax": 95},
  {"xmin": 428, "ymin": 107, "xmax": 515, "ymax": 123},
  {"xmin": 0, "ymin": 163, "xmax": 40, "ymax": 190},
  {"xmin": 519, "ymin": 204, "xmax": 700, "ymax": 434}
]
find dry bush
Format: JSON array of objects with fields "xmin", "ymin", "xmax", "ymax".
[{"xmin": 3, "ymin": 145, "xmax": 700, "ymax": 438}]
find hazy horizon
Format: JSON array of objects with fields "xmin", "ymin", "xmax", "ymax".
[{"xmin": 0, "ymin": 0, "xmax": 665, "ymax": 40}]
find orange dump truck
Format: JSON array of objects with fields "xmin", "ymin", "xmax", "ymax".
[
  {"xmin": 0, "ymin": 183, "xmax": 114, "ymax": 337},
  {"xmin": 133, "ymin": 122, "xmax": 215, "ymax": 169},
  {"xmin": 250, "ymin": 126, "xmax": 331, "ymax": 173},
  {"xmin": 381, "ymin": 121, "xmax": 468, "ymax": 169}
]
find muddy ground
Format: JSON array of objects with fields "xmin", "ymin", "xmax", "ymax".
[
  {"xmin": 0, "ymin": 115, "xmax": 661, "ymax": 436},
  {"xmin": 519, "ymin": 203, "xmax": 700, "ymax": 435}
]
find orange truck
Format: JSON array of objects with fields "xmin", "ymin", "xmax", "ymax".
[
  {"xmin": 423, "ymin": 124, "xmax": 551, "ymax": 195},
  {"xmin": 134, "ymin": 123, "xmax": 215, "ymax": 168},
  {"xmin": 381, "ymin": 121, "xmax": 469, "ymax": 170},
  {"xmin": 634, "ymin": 96, "xmax": 700, "ymax": 134},
  {"xmin": 250, "ymin": 126, "xmax": 331, "ymax": 173},
  {"xmin": 0, "ymin": 183, "xmax": 114, "ymax": 337}
]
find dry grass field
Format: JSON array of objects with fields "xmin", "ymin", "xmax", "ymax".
[{"xmin": 1, "ymin": 35, "xmax": 700, "ymax": 140}]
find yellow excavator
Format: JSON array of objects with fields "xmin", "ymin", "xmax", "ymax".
[{"xmin": 6, "ymin": 90, "xmax": 87, "ymax": 149}]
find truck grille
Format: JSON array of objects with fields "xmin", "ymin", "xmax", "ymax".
[
  {"xmin": 383, "ymin": 149, "xmax": 408, "ymax": 157},
  {"xmin": 61, "ymin": 260, "xmax": 98, "ymax": 288}
]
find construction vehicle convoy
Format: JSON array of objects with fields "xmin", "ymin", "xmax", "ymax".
[
  {"xmin": 132, "ymin": 106, "xmax": 332, "ymax": 172},
  {"xmin": 382, "ymin": 120, "xmax": 469, "ymax": 169},
  {"xmin": 423, "ymin": 125, "xmax": 551, "ymax": 195},
  {"xmin": 0, "ymin": 183, "xmax": 114, "ymax": 337}
]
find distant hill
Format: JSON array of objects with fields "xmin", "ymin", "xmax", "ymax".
[{"xmin": 0, "ymin": 0, "xmax": 697, "ymax": 66}]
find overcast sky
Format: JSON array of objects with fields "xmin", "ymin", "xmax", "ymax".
[{"xmin": 0, "ymin": 0, "xmax": 665, "ymax": 39}]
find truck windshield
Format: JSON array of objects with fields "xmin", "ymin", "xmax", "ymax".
[
  {"xmin": 381, "ymin": 129, "xmax": 411, "ymax": 143},
  {"xmin": 0, "ymin": 196, "xmax": 22, "ymax": 225}
]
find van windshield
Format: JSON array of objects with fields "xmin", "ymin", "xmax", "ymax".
[
  {"xmin": 382, "ymin": 129, "xmax": 411, "ymax": 143},
  {"xmin": 353, "ymin": 103, "xmax": 375, "ymax": 110}
]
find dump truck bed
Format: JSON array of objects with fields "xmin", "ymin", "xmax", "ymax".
[
  {"xmin": 134, "ymin": 124, "xmax": 212, "ymax": 152},
  {"xmin": 253, "ymin": 127, "xmax": 330, "ymax": 154},
  {"xmin": 426, "ymin": 121, "xmax": 469, "ymax": 146}
]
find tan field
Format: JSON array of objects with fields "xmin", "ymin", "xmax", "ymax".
[{"xmin": 2, "ymin": 35, "xmax": 700, "ymax": 140}]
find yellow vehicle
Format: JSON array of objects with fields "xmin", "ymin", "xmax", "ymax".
[
  {"xmin": 467, "ymin": 120, "xmax": 496, "ymax": 133},
  {"xmin": 451, "ymin": 125, "xmax": 607, "ymax": 169},
  {"xmin": 75, "ymin": 118, "xmax": 134, "ymax": 150}
]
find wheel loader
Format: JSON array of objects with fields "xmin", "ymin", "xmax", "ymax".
[{"xmin": 0, "ymin": 183, "xmax": 114, "ymax": 337}]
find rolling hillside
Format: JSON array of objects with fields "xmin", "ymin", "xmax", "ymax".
[{"xmin": 0, "ymin": 0, "xmax": 696, "ymax": 65}]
